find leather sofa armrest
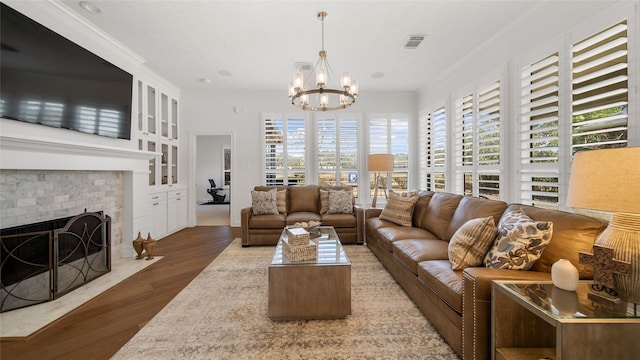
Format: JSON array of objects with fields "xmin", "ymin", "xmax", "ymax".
[
  {"xmin": 241, "ymin": 207, "xmax": 253, "ymax": 246},
  {"xmin": 364, "ymin": 207, "xmax": 383, "ymax": 219},
  {"xmin": 461, "ymin": 267, "xmax": 551, "ymax": 360}
]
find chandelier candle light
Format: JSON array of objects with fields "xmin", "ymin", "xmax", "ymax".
[{"xmin": 289, "ymin": 11, "xmax": 358, "ymax": 111}]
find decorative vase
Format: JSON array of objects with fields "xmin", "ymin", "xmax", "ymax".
[
  {"xmin": 132, "ymin": 232, "xmax": 144, "ymax": 259},
  {"xmin": 551, "ymin": 286, "xmax": 579, "ymax": 316},
  {"xmin": 551, "ymin": 259, "xmax": 579, "ymax": 291},
  {"xmin": 142, "ymin": 232, "xmax": 156, "ymax": 260}
]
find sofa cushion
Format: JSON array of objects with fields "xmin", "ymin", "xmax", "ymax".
[
  {"xmin": 511, "ymin": 204, "xmax": 608, "ymax": 277},
  {"xmin": 392, "ymin": 239, "xmax": 449, "ymax": 275},
  {"xmin": 327, "ymin": 190, "xmax": 353, "ymax": 214},
  {"xmin": 412, "ymin": 191, "xmax": 435, "ymax": 228},
  {"xmin": 416, "ymin": 192, "xmax": 463, "ymax": 240},
  {"xmin": 319, "ymin": 189, "xmax": 330, "ymax": 214},
  {"xmin": 251, "ymin": 188, "xmax": 279, "ymax": 215},
  {"xmin": 248, "ymin": 213, "xmax": 286, "ymax": 229},
  {"xmin": 445, "ymin": 196, "xmax": 507, "ymax": 240},
  {"xmin": 288, "ymin": 186, "xmax": 320, "ymax": 213},
  {"xmin": 484, "ymin": 208, "xmax": 553, "ymax": 270},
  {"xmin": 448, "ymin": 217, "xmax": 497, "ymax": 270},
  {"xmin": 418, "ymin": 260, "xmax": 463, "ymax": 314},
  {"xmin": 378, "ymin": 226, "xmax": 439, "ymax": 252},
  {"xmin": 286, "ymin": 212, "xmax": 322, "ymax": 225},
  {"xmin": 277, "ymin": 189, "xmax": 287, "ymax": 215},
  {"xmin": 321, "ymin": 213, "xmax": 356, "ymax": 228},
  {"xmin": 379, "ymin": 191, "xmax": 419, "ymax": 226}
]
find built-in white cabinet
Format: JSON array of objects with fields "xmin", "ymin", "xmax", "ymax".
[
  {"xmin": 149, "ymin": 189, "xmax": 187, "ymax": 239},
  {"xmin": 134, "ymin": 77, "xmax": 180, "ymax": 189},
  {"xmin": 168, "ymin": 189, "xmax": 188, "ymax": 233},
  {"xmin": 135, "ymin": 74, "xmax": 184, "ymax": 240},
  {"xmin": 149, "ymin": 192, "xmax": 168, "ymax": 239}
]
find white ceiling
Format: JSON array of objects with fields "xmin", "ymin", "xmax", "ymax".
[{"xmin": 57, "ymin": 0, "xmax": 618, "ymax": 93}]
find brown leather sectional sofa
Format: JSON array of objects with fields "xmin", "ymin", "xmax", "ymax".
[
  {"xmin": 365, "ymin": 191, "xmax": 608, "ymax": 360},
  {"xmin": 241, "ymin": 185, "xmax": 363, "ymax": 246}
]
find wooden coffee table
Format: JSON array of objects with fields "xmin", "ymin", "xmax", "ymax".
[{"xmin": 268, "ymin": 226, "xmax": 351, "ymax": 321}]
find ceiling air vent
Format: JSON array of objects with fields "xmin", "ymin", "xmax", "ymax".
[
  {"xmin": 402, "ymin": 35, "xmax": 426, "ymax": 50},
  {"xmin": 295, "ymin": 62, "xmax": 314, "ymax": 71}
]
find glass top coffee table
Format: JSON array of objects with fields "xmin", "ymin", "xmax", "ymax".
[{"xmin": 268, "ymin": 226, "xmax": 351, "ymax": 321}]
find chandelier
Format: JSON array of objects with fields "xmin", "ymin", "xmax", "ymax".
[{"xmin": 288, "ymin": 11, "xmax": 358, "ymax": 111}]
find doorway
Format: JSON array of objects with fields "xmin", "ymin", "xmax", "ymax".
[{"xmin": 195, "ymin": 135, "xmax": 231, "ymax": 226}]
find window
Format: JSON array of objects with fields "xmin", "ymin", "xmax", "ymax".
[
  {"xmin": 454, "ymin": 79, "xmax": 502, "ymax": 199},
  {"xmin": 519, "ymin": 53, "xmax": 560, "ymax": 208},
  {"xmin": 369, "ymin": 115, "xmax": 409, "ymax": 199},
  {"xmin": 264, "ymin": 116, "xmax": 306, "ymax": 186},
  {"xmin": 571, "ymin": 20, "xmax": 628, "ymax": 153},
  {"xmin": 316, "ymin": 115, "xmax": 359, "ymax": 195},
  {"xmin": 414, "ymin": 104, "xmax": 446, "ymax": 193}
]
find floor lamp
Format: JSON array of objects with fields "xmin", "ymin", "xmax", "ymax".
[
  {"xmin": 566, "ymin": 147, "xmax": 640, "ymax": 304},
  {"xmin": 368, "ymin": 154, "xmax": 394, "ymax": 208}
]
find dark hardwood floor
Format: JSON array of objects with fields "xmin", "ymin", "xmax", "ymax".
[{"xmin": 0, "ymin": 226, "xmax": 239, "ymax": 360}]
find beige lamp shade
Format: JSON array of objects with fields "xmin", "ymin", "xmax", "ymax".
[
  {"xmin": 367, "ymin": 154, "xmax": 394, "ymax": 172},
  {"xmin": 566, "ymin": 147, "xmax": 640, "ymax": 214}
]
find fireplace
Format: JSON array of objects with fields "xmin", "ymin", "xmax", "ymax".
[{"xmin": 0, "ymin": 210, "xmax": 111, "ymax": 312}]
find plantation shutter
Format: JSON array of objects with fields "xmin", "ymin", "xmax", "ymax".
[
  {"xmin": 455, "ymin": 93, "xmax": 474, "ymax": 168},
  {"xmin": 317, "ymin": 116, "xmax": 358, "ymax": 187},
  {"xmin": 454, "ymin": 93, "xmax": 474, "ymax": 195},
  {"xmin": 419, "ymin": 113, "xmax": 432, "ymax": 190},
  {"xmin": 477, "ymin": 80, "xmax": 501, "ymax": 199},
  {"xmin": 263, "ymin": 117, "xmax": 306, "ymax": 185},
  {"xmin": 572, "ymin": 20, "xmax": 628, "ymax": 153},
  {"xmin": 339, "ymin": 118, "xmax": 358, "ymax": 188},
  {"xmin": 317, "ymin": 117, "xmax": 337, "ymax": 172},
  {"xmin": 519, "ymin": 53, "xmax": 560, "ymax": 207},
  {"xmin": 286, "ymin": 117, "xmax": 306, "ymax": 184},
  {"xmin": 264, "ymin": 118, "xmax": 284, "ymax": 185},
  {"xmin": 432, "ymin": 107, "xmax": 447, "ymax": 192}
]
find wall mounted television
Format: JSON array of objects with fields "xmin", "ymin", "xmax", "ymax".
[{"xmin": 0, "ymin": 3, "xmax": 133, "ymax": 140}]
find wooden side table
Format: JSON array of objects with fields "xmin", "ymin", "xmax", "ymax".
[{"xmin": 492, "ymin": 280, "xmax": 640, "ymax": 360}]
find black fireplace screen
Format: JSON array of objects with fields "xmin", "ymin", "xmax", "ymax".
[{"xmin": 0, "ymin": 211, "xmax": 111, "ymax": 312}]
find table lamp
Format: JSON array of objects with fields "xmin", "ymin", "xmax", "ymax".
[
  {"xmin": 368, "ymin": 154, "xmax": 394, "ymax": 208},
  {"xmin": 566, "ymin": 146, "xmax": 640, "ymax": 304}
]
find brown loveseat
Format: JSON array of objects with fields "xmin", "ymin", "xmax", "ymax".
[
  {"xmin": 365, "ymin": 191, "xmax": 608, "ymax": 360},
  {"xmin": 241, "ymin": 185, "xmax": 363, "ymax": 246}
]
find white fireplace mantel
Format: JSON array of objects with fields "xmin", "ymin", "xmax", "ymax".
[{"xmin": 0, "ymin": 133, "xmax": 157, "ymax": 172}]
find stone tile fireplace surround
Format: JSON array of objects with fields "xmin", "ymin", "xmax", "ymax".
[
  {"xmin": 1, "ymin": 170, "xmax": 124, "ymax": 246},
  {"xmin": 0, "ymin": 133, "xmax": 156, "ymax": 261}
]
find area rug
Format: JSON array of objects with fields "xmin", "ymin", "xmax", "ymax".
[{"xmin": 112, "ymin": 239, "xmax": 459, "ymax": 359}]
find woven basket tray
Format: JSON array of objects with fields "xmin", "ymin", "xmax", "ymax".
[{"xmin": 282, "ymin": 238, "xmax": 317, "ymax": 262}]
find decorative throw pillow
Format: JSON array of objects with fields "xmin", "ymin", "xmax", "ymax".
[
  {"xmin": 251, "ymin": 188, "xmax": 279, "ymax": 216},
  {"xmin": 327, "ymin": 190, "xmax": 353, "ymax": 214},
  {"xmin": 320, "ymin": 189, "xmax": 330, "ymax": 215},
  {"xmin": 379, "ymin": 191, "xmax": 419, "ymax": 227},
  {"xmin": 448, "ymin": 217, "xmax": 497, "ymax": 270},
  {"xmin": 484, "ymin": 209, "xmax": 553, "ymax": 270},
  {"xmin": 276, "ymin": 189, "xmax": 287, "ymax": 215}
]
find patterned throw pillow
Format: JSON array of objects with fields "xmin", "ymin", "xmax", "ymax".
[
  {"xmin": 379, "ymin": 191, "xmax": 419, "ymax": 227},
  {"xmin": 277, "ymin": 189, "xmax": 287, "ymax": 215},
  {"xmin": 320, "ymin": 189, "xmax": 330, "ymax": 215},
  {"xmin": 448, "ymin": 217, "xmax": 497, "ymax": 270},
  {"xmin": 327, "ymin": 190, "xmax": 353, "ymax": 214},
  {"xmin": 251, "ymin": 188, "xmax": 279, "ymax": 216},
  {"xmin": 484, "ymin": 209, "xmax": 553, "ymax": 270}
]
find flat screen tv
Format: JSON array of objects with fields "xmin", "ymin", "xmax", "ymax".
[{"xmin": 0, "ymin": 3, "xmax": 133, "ymax": 140}]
